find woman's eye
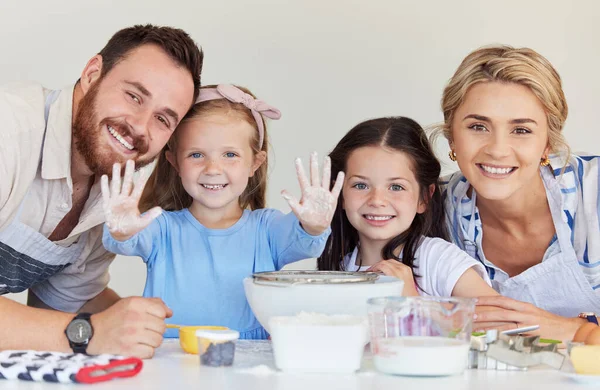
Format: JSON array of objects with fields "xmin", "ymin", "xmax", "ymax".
[
  {"xmin": 389, "ymin": 184, "xmax": 404, "ymax": 191},
  {"xmin": 352, "ymin": 183, "xmax": 368, "ymax": 190},
  {"xmin": 468, "ymin": 123, "xmax": 487, "ymax": 132},
  {"xmin": 190, "ymin": 152, "xmax": 202, "ymax": 158},
  {"xmin": 225, "ymin": 152, "xmax": 237, "ymax": 158},
  {"xmin": 513, "ymin": 127, "xmax": 531, "ymax": 135}
]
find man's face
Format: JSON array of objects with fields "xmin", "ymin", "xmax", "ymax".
[{"xmin": 73, "ymin": 44, "xmax": 195, "ymax": 176}]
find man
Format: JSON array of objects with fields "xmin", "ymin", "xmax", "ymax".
[{"xmin": 0, "ymin": 25, "xmax": 203, "ymax": 358}]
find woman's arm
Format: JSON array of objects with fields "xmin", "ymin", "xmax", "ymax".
[{"xmin": 473, "ymin": 296, "xmax": 586, "ymax": 342}]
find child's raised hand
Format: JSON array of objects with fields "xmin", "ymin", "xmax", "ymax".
[
  {"xmin": 100, "ymin": 160, "xmax": 162, "ymax": 241},
  {"xmin": 366, "ymin": 260, "xmax": 419, "ymax": 296},
  {"xmin": 281, "ymin": 152, "xmax": 344, "ymax": 236}
]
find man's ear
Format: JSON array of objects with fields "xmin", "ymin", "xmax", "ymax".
[
  {"xmin": 250, "ymin": 151, "xmax": 267, "ymax": 177},
  {"xmin": 165, "ymin": 150, "xmax": 180, "ymax": 174},
  {"xmin": 79, "ymin": 55, "xmax": 104, "ymax": 94}
]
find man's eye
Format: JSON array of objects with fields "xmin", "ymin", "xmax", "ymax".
[{"xmin": 127, "ymin": 92, "xmax": 141, "ymax": 104}]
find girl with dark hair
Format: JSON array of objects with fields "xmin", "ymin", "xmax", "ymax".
[{"xmin": 318, "ymin": 117, "xmax": 496, "ymax": 297}]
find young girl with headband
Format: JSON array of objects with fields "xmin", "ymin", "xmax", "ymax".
[{"xmin": 101, "ymin": 85, "xmax": 343, "ymax": 340}]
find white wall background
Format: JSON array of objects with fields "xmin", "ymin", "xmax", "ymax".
[{"xmin": 2, "ymin": 0, "xmax": 599, "ymax": 304}]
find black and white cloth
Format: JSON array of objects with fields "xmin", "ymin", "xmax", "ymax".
[{"xmin": 0, "ymin": 350, "xmax": 143, "ymax": 384}]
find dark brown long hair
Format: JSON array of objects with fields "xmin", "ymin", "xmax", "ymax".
[
  {"xmin": 139, "ymin": 85, "xmax": 268, "ymax": 212},
  {"xmin": 317, "ymin": 117, "xmax": 448, "ymax": 273}
]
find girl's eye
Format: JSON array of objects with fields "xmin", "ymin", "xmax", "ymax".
[
  {"xmin": 513, "ymin": 127, "xmax": 531, "ymax": 135},
  {"xmin": 190, "ymin": 152, "xmax": 202, "ymax": 159},
  {"xmin": 352, "ymin": 183, "xmax": 368, "ymax": 190},
  {"xmin": 389, "ymin": 184, "xmax": 404, "ymax": 191},
  {"xmin": 224, "ymin": 152, "xmax": 237, "ymax": 158},
  {"xmin": 127, "ymin": 92, "xmax": 141, "ymax": 104},
  {"xmin": 468, "ymin": 123, "xmax": 487, "ymax": 132}
]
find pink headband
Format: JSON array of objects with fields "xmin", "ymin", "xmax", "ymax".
[{"xmin": 195, "ymin": 84, "xmax": 281, "ymax": 148}]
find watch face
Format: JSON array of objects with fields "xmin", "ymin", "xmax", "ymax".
[{"xmin": 66, "ymin": 319, "xmax": 92, "ymax": 344}]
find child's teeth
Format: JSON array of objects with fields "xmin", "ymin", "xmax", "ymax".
[
  {"xmin": 365, "ymin": 215, "xmax": 393, "ymax": 221},
  {"xmin": 108, "ymin": 125, "xmax": 134, "ymax": 150},
  {"xmin": 203, "ymin": 184, "xmax": 225, "ymax": 189}
]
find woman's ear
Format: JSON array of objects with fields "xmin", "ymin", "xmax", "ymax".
[
  {"xmin": 79, "ymin": 55, "xmax": 104, "ymax": 94},
  {"xmin": 250, "ymin": 151, "xmax": 267, "ymax": 177},
  {"xmin": 543, "ymin": 143, "xmax": 551, "ymax": 159},
  {"xmin": 417, "ymin": 184, "xmax": 436, "ymax": 214},
  {"xmin": 165, "ymin": 150, "xmax": 180, "ymax": 174}
]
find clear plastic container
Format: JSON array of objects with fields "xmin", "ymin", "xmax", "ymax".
[
  {"xmin": 196, "ymin": 329, "xmax": 240, "ymax": 367},
  {"xmin": 367, "ymin": 296, "xmax": 475, "ymax": 376}
]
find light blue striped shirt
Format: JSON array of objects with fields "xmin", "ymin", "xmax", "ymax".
[{"xmin": 441, "ymin": 154, "xmax": 600, "ymax": 291}]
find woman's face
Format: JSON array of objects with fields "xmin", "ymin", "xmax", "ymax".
[{"xmin": 450, "ymin": 81, "xmax": 550, "ymax": 201}]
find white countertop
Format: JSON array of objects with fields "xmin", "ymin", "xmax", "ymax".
[{"xmin": 1, "ymin": 339, "xmax": 593, "ymax": 389}]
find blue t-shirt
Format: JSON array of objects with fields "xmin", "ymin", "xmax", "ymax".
[{"xmin": 103, "ymin": 208, "xmax": 330, "ymax": 339}]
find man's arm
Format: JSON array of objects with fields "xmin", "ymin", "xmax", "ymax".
[
  {"xmin": 78, "ymin": 287, "xmax": 120, "ymax": 313},
  {"xmin": 0, "ymin": 296, "xmax": 72, "ymax": 352},
  {"xmin": 1, "ymin": 294, "xmax": 171, "ymax": 358},
  {"xmin": 28, "ymin": 287, "xmax": 121, "ymax": 313}
]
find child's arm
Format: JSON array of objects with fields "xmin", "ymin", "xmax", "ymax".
[
  {"xmin": 267, "ymin": 211, "xmax": 331, "ymax": 269},
  {"xmin": 451, "ymin": 267, "xmax": 499, "ymax": 297},
  {"xmin": 100, "ymin": 160, "xmax": 162, "ymax": 260},
  {"xmin": 101, "ymin": 160, "xmax": 162, "ymax": 242},
  {"xmin": 280, "ymin": 152, "xmax": 344, "ymax": 236}
]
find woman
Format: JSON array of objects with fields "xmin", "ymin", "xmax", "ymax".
[{"xmin": 437, "ymin": 45, "xmax": 599, "ymax": 341}]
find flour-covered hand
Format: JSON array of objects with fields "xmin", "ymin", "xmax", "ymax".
[
  {"xmin": 100, "ymin": 160, "xmax": 162, "ymax": 241},
  {"xmin": 281, "ymin": 152, "xmax": 344, "ymax": 236}
]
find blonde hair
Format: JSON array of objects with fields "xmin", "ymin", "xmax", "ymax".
[
  {"xmin": 139, "ymin": 85, "xmax": 268, "ymax": 212},
  {"xmin": 433, "ymin": 45, "xmax": 570, "ymax": 158}
]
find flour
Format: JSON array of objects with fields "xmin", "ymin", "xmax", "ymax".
[
  {"xmin": 237, "ymin": 365, "xmax": 276, "ymax": 376},
  {"xmin": 372, "ymin": 336, "xmax": 469, "ymax": 376},
  {"xmin": 270, "ymin": 311, "xmax": 367, "ymax": 326}
]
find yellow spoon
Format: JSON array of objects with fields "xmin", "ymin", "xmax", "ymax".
[{"xmin": 166, "ymin": 324, "xmax": 182, "ymax": 329}]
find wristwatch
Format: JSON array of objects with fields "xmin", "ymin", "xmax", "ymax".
[
  {"xmin": 578, "ymin": 312, "xmax": 599, "ymax": 325},
  {"xmin": 65, "ymin": 313, "xmax": 94, "ymax": 354}
]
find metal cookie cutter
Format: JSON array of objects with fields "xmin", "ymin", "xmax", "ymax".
[{"xmin": 468, "ymin": 330, "xmax": 565, "ymax": 371}]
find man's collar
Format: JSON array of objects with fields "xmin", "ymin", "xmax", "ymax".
[{"xmin": 41, "ymin": 84, "xmax": 75, "ymax": 182}]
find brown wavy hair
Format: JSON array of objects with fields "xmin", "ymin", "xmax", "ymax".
[
  {"xmin": 139, "ymin": 85, "xmax": 268, "ymax": 212},
  {"xmin": 431, "ymin": 45, "xmax": 570, "ymax": 159}
]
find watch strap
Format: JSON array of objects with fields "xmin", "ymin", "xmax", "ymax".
[{"xmin": 579, "ymin": 312, "xmax": 599, "ymax": 325}]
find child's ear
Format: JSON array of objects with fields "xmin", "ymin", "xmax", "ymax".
[
  {"xmin": 165, "ymin": 150, "xmax": 180, "ymax": 174},
  {"xmin": 250, "ymin": 151, "xmax": 267, "ymax": 177},
  {"xmin": 417, "ymin": 184, "xmax": 436, "ymax": 214},
  {"xmin": 79, "ymin": 55, "xmax": 103, "ymax": 94}
]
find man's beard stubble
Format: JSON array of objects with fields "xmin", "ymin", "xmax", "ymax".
[{"xmin": 72, "ymin": 79, "xmax": 154, "ymax": 178}]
